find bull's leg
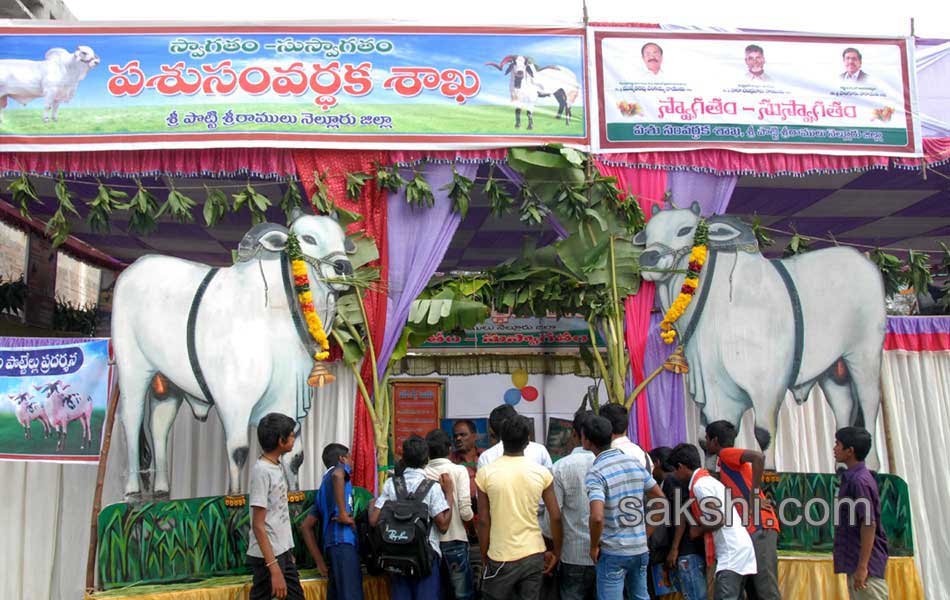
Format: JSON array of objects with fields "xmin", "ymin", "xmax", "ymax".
[
  {"xmin": 515, "ymin": 108, "xmax": 521, "ymax": 129},
  {"xmin": 282, "ymin": 433, "xmax": 305, "ymax": 492},
  {"xmin": 119, "ymin": 370, "xmax": 153, "ymax": 497},
  {"xmin": 0, "ymin": 95, "xmax": 6, "ymax": 123},
  {"xmin": 843, "ymin": 349, "xmax": 884, "ymax": 467},
  {"xmin": 554, "ymin": 89, "xmax": 567, "ymax": 121},
  {"xmin": 49, "ymin": 100, "xmax": 61, "ymax": 122},
  {"xmin": 220, "ymin": 405, "xmax": 254, "ymax": 495},
  {"xmin": 149, "ymin": 394, "xmax": 182, "ymax": 496},
  {"xmin": 566, "ymin": 105, "xmax": 572, "ymax": 126},
  {"xmin": 41, "ymin": 416, "xmax": 51, "ymax": 438},
  {"xmin": 527, "ymin": 110, "xmax": 534, "ymax": 130}
]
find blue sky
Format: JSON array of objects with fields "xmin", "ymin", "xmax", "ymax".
[
  {"xmin": 0, "ymin": 340, "xmax": 110, "ymax": 413},
  {"xmin": 0, "ymin": 31, "xmax": 585, "ymax": 110}
]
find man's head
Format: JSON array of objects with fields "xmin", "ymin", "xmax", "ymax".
[
  {"xmin": 453, "ymin": 419, "xmax": 478, "ymax": 452},
  {"xmin": 581, "ymin": 415, "xmax": 613, "ymax": 454},
  {"xmin": 641, "ymin": 42, "xmax": 663, "ymax": 74},
  {"xmin": 649, "ymin": 446, "xmax": 674, "ymax": 482},
  {"xmin": 745, "ymin": 44, "xmax": 765, "ymax": 76},
  {"xmin": 572, "ymin": 410, "xmax": 593, "ymax": 446},
  {"xmin": 500, "ymin": 415, "xmax": 532, "ymax": 454},
  {"xmin": 321, "ymin": 443, "xmax": 350, "ymax": 469},
  {"xmin": 705, "ymin": 420, "xmax": 738, "ymax": 455},
  {"xmin": 488, "ymin": 404, "xmax": 518, "ymax": 439},
  {"xmin": 257, "ymin": 413, "xmax": 296, "ymax": 453},
  {"xmin": 599, "ymin": 403, "xmax": 629, "ymax": 437},
  {"xmin": 834, "ymin": 426, "xmax": 872, "ymax": 464},
  {"xmin": 426, "ymin": 429, "xmax": 452, "ymax": 460},
  {"xmin": 669, "ymin": 443, "xmax": 703, "ymax": 483},
  {"xmin": 402, "ymin": 434, "xmax": 429, "ymax": 469},
  {"xmin": 842, "ymin": 47, "xmax": 863, "ymax": 75}
]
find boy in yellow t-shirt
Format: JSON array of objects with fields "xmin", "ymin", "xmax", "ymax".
[{"xmin": 475, "ymin": 415, "xmax": 563, "ymax": 600}]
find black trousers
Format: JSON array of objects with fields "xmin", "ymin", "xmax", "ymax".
[{"xmin": 247, "ymin": 550, "xmax": 305, "ymax": 600}]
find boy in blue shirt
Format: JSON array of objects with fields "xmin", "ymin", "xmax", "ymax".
[{"xmin": 300, "ymin": 443, "xmax": 364, "ymax": 600}]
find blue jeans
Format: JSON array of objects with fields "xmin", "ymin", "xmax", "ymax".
[
  {"xmin": 672, "ymin": 553, "xmax": 707, "ymax": 600},
  {"xmin": 441, "ymin": 540, "xmax": 475, "ymax": 600},
  {"xmin": 326, "ymin": 544, "xmax": 364, "ymax": 600},
  {"xmin": 391, "ymin": 555, "xmax": 441, "ymax": 600},
  {"xmin": 596, "ymin": 552, "xmax": 649, "ymax": 600}
]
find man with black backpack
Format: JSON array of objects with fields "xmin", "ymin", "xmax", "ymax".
[{"xmin": 370, "ymin": 435, "xmax": 453, "ymax": 600}]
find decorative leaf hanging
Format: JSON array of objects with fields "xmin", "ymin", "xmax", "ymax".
[
  {"xmin": 405, "ymin": 171, "xmax": 435, "ymax": 208},
  {"xmin": 484, "ymin": 168, "xmax": 515, "ymax": 217},
  {"xmin": 441, "ymin": 168, "xmax": 473, "ymax": 220},
  {"xmin": 86, "ymin": 180, "xmax": 128, "ymax": 234},
  {"xmin": 232, "ymin": 183, "xmax": 270, "ymax": 225},
  {"xmin": 7, "ymin": 173, "xmax": 41, "ymax": 221},
  {"xmin": 280, "ymin": 178, "xmax": 304, "ymax": 224},
  {"xmin": 123, "ymin": 179, "xmax": 161, "ymax": 236},
  {"xmin": 157, "ymin": 183, "xmax": 197, "ymax": 224},
  {"xmin": 203, "ymin": 186, "xmax": 230, "ymax": 228},
  {"xmin": 345, "ymin": 171, "xmax": 373, "ymax": 201},
  {"xmin": 374, "ymin": 162, "xmax": 407, "ymax": 195},
  {"xmin": 870, "ymin": 248, "xmax": 904, "ymax": 297}
]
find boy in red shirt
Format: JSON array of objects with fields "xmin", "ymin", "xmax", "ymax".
[{"xmin": 705, "ymin": 421, "xmax": 781, "ymax": 600}]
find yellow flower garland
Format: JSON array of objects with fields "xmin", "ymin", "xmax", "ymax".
[
  {"xmin": 291, "ymin": 259, "xmax": 331, "ymax": 361},
  {"xmin": 659, "ymin": 223, "xmax": 709, "ymax": 345}
]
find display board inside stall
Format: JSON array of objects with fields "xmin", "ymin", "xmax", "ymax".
[{"xmin": 391, "ymin": 378, "xmax": 444, "ymax": 459}]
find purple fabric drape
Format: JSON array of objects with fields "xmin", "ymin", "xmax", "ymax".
[
  {"xmin": 376, "ymin": 163, "xmax": 479, "ymax": 379},
  {"xmin": 642, "ymin": 171, "xmax": 738, "ymax": 447}
]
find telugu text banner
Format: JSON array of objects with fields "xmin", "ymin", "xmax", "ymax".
[
  {"xmin": 592, "ymin": 30, "xmax": 920, "ymax": 156},
  {"xmin": 0, "ymin": 25, "xmax": 587, "ymax": 151}
]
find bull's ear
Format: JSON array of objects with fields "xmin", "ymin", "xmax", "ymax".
[
  {"xmin": 259, "ymin": 230, "xmax": 289, "ymax": 252},
  {"xmin": 288, "ymin": 207, "xmax": 305, "ymax": 225},
  {"xmin": 651, "ymin": 203, "xmax": 662, "ymax": 216},
  {"xmin": 527, "ymin": 64, "xmax": 535, "ymax": 76},
  {"xmin": 505, "ymin": 63, "xmax": 514, "ymax": 75},
  {"xmin": 707, "ymin": 222, "xmax": 742, "ymax": 242},
  {"xmin": 690, "ymin": 201, "xmax": 702, "ymax": 216},
  {"xmin": 344, "ymin": 237, "xmax": 357, "ymax": 255},
  {"xmin": 633, "ymin": 230, "xmax": 647, "ymax": 245}
]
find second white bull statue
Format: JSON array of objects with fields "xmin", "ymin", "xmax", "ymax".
[{"xmin": 112, "ymin": 213, "xmax": 352, "ymax": 498}]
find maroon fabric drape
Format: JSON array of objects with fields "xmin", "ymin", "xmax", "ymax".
[
  {"xmin": 292, "ymin": 149, "xmax": 390, "ymax": 492},
  {"xmin": 595, "ymin": 161, "xmax": 666, "ymax": 450}
]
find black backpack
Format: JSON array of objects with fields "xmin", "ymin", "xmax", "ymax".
[{"xmin": 372, "ymin": 474, "xmax": 436, "ymax": 578}]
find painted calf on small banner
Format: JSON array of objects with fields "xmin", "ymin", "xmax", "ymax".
[
  {"xmin": 34, "ymin": 379, "xmax": 93, "ymax": 450},
  {"xmin": 112, "ymin": 212, "xmax": 352, "ymax": 498},
  {"xmin": 636, "ymin": 203, "xmax": 886, "ymax": 463},
  {"xmin": 7, "ymin": 391, "xmax": 51, "ymax": 440}
]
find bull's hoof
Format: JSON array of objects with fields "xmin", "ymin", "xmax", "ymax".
[
  {"xmin": 152, "ymin": 490, "xmax": 170, "ymax": 500},
  {"xmin": 224, "ymin": 495, "xmax": 247, "ymax": 507},
  {"xmin": 527, "ymin": 124, "xmax": 534, "ymax": 130}
]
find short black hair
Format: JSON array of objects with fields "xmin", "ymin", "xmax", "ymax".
[
  {"xmin": 426, "ymin": 429, "xmax": 452, "ymax": 460},
  {"xmin": 453, "ymin": 419, "xmax": 477, "ymax": 434},
  {"xmin": 669, "ymin": 443, "xmax": 702, "ymax": 471},
  {"xmin": 582, "ymin": 415, "xmax": 613, "ymax": 450},
  {"xmin": 649, "ymin": 446, "xmax": 674, "ymax": 472},
  {"xmin": 501, "ymin": 415, "xmax": 531, "ymax": 454},
  {"xmin": 836, "ymin": 426, "xmax": 872, "ymax": 461},
  {"xmin": 706, "ymin": 420, "xmax": 737, "ymax": 448},
  {"xmin": 745, "ymin": 44, "xmax": 764, "ymax": 55},
  {"xmin": 573, "ymin": 410, "xmax": 593, "ymax": 437},
  {"xmin": 599, "ymin": 403, "xmax": 628, "ymax": 436},
  {"xmin": 402, "ymin": 435, "xmax": 429, "ymax": 469},
  {"xmin": 321, "ymin": 443, "xmax": 349, "ymax": 468},
  {"xmin": 641, "ymin": 42, "xmax": 663, "ymax": 56},
  {"xmin": 257, "ymin": 413, "xmax": 296, "ymax": 452},
  {"xmin": 489, "ymin": 404, "xmax": 518, "ymax": 436},
  {"xmin": 843, "ymin": 47, "xmax": 862, "ymax": 60}
]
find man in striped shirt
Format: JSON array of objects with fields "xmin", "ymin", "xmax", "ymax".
[{"xmin": 584, "ymin": 415, "xmax": 664, "ymax": 600}]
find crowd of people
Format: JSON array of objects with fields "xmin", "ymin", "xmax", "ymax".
[{"xmin": 243, "ymin": 404, "xmax": 890, "ymax": 600}]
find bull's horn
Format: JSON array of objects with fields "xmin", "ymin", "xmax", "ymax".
[
  {"xmin": 485, "ymin": 55, "xmax": 516, "ymax": 70},
  {"xmin": 289, "ymin": 206, "xmax": 305, "ymax": 224}
]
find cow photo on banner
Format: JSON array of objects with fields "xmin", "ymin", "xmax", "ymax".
[{"xmin": 0, "ymin": 337, "xmax": 111, "ymax": 461}]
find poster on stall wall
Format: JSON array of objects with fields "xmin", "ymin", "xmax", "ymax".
[
  {"xmin": 592, "ymin": 29, "xmax": 920, "ymax": 156},
  {"xmin": 0, "ymin": 337, "xmax": 111, "ymax": 462},
  {"xmin": 0, "ymin": 24, "xmax": 586, "ymax": 151},
  {"xmin": 391, "ymin": 379, "xmax": 443, "ymax": 459}
]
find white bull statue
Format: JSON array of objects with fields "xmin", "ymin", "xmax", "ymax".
[
  {"xmin": 112, "ymin": 213, "xmax": 352, "ymax": 497},
  {"xmin": 636, "ymin": 203, "xmax": 886, "ymax": 460}
]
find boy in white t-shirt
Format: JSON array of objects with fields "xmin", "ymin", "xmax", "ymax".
[
  {"xmin": 669, "ymin": 443, "xmax": 757, "ymax": 600},
  {"xmin": 247, "ymin": 413, "xmax": 304, "ymax": 600}
]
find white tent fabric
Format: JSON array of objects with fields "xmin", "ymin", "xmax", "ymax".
[
  {"xmin": 915, "ymin": 41, "xmax": 950, "ymax": 136},
  {"xmin": 0, "ymin": 361, "xmax": 356, "ymax": 600}
]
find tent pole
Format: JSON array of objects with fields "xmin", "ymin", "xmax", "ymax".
[
  {"xmin": 878, "ymin": 376, "xmax": 896, "ymax": 473},
  {"xmin": 85, "ymin": 382, "xmax": 121, "ymax": 593}
]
